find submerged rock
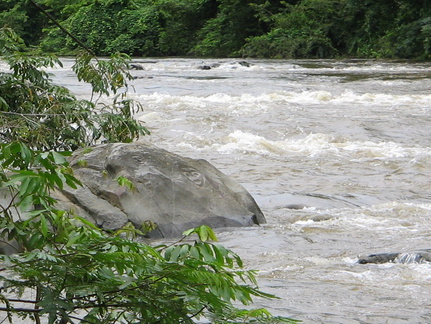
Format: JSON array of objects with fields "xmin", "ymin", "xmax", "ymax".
[
  {"xmin": 56, "ymin": 142, "xmax": 266, "ymax": 238},
  {"xmin": 358, "ymin": 251, "xmax": 431, "ymax": 264},
  {"xmin": 357, "ymin": 253, "xmax": 401, "ymax": 264},
  {"xmin": 197, "ymin": 63, "xmax": 221, "ymax": 70},
  {"xmin": 130, "ymin": 63, "xmax": 144, "ymax": 70},
  {"xmin": 237, "ymin": 61, "xmax": 251, "ymax": 67}
]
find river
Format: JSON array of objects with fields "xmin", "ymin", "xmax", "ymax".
[{"xmin": 57, "ymin": 58, "xmax": 431, "ymax": 323}]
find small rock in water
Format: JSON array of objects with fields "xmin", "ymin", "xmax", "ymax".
[
  {"xmin": 199, "ymin": 65, "xmax": 212, "ymax": 70},
  {"xmin": 285, "ymin": 204, "xmax": 307, "ymax": 210},
  {"xmin": 358, "ymin": 252, "xmax": 431, "ymax": 264},
  {"xmin": 357, "ymin": 253, "xmax": 400, "ymax": 264},
  {"xmin": 197, "ymin": 63, "xmax": 221, "ymax": 70},
  {"xmin": 130, "ymin": 64, "xmax": 144, "ymax": 70},
  {"xmin": 237, "ymin": 61, "xmax": 251, "ymax": 67}
]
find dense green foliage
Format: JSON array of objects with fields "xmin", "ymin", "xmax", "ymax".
[
  {"xmin": 1, "ymin": 0, "xmax": 430, "ymax": 59},
  {"xmin": 0, "ymin": 27, "xmax": 297, "ymax": 323},
  {"xmin": 0, "ymin": 27, "xmax": 149, "ymax": 151},
  {"xmin": 243, "ymin": 0, "xmax": 347, "ymax": 58}
]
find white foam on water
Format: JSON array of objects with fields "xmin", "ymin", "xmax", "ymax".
[
  {"xmin": 213, "ymin": 61, "xmax": 260, "ymax": 71},
  {"xmin": 205, "ymin": 92, "xmax": 235, "ymax": 103},
  {"xmin": 203, "ymin": 130, "xmax": 431, "ymax": 162},
  {"xmin": 409, "ymin": 264, "xmax": 431, "ymax": 279},
  {"xmin": 126, "ymin": 58, "xmax": 431, "ymax": 75},
  {"xmin": 363, "ymin": 201, "xmax": 431, "ymax": 216},
  {"xmin": 339, "ymin": 63, "xmax": 430, "ymax": 73},
  {"xmin": 211, "ymin": 130, "xmax": 286, "ymax": 155},
  {"xmin": 276, "ymin": 90, "xmax": 334, "ymax": 104},
  {"xmin": 129, "ymin": 59, "xmax": 269, "ymax": 73},
  {"xmin": 288, "ymin": 202, "xmax": 431, "ymax": 238},
  {"xmin": 133, "ymin": 89, "xmax": 431, "ymax": 118},
  {"xmin": 334, "ymin": 90, "xmax": 431, "ymax": 106},
  {"xmin": 337, "ymin": 140, "xmax": 431, "ymax": 160},
  {"xmin": 290, "ymin": 211, "xmax": 390, "ymax": 233},
  {"xmin": 136, "ymin": 111, "xmax": 163, "ymax": 122},
  {"xmin": 269, "ymin": 89, "xmax": 431, "ymax": 107}
]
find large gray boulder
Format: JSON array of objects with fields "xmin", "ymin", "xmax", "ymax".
[{"xmin": 56, "ymin": 142, "xmax": 265, "ymax": 238}]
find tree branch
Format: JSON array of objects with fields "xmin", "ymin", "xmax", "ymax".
[
  {"xmin": 0, "ymin": 307, "xmax": 40, "ymax": 313},
  {"xmin": 28, "ymin": 0, "xmax": 95, "ymax": 57}
]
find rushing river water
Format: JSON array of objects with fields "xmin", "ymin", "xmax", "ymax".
[{"xmin": 48, "ymin": 58, "xmax": 431, "ymax": 323}]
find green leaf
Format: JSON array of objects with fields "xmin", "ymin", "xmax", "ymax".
[
  {"xmin": 182, "ymin": 228, "xmax": 195, "ymax": 237},
  {"xmin": 74, "ymin": 216, "xmax": 100, "ymax": 230},
  {"xmin": 51, "ymin": 151, "xmax": 68, "ymax": 165},
  {"xmin": 212, "ymin": 244, "xmax": 226, "ymax": 265},
  {"xmin": 0, "ymin": 96, "xmax": 9, "ymax": 110},
  {"xmin": 189, "ymin": 246, "xmax": 200, "ymax": 259},
  {"xmin": 18, "ymin": 176, "xmax": 31, "ymax": 197},
  {"xmin": 65, "ymin": 230, "xmax": 82, "ymax": 247},
  {"xmin": 169, "ymin": 246, "xmax": 182, "ymax": 262},
  {"xmin": 198, "ymin": 242, "xmax": 216, "ymax": 263},
  {"xmin": 116, "ymin": 175, "xmax": 136, "ymax": 192},
  {"xmin": 40, "ymin": 214, "xmax": 48, "ymax": 238},
  {"xmin": 17, "ymin": 195, "xmax": 34, "ymax": 212},
  {"xmin": 183, "ymin": 225, "xmax": 218, "ymax": 242},
  {"xmin": 63, "ymin": 173, "xmax": 81, "ymax": 189},
  {"xmin": 19, "ymin": 143, "xmax": 33, "ymax": 164}
]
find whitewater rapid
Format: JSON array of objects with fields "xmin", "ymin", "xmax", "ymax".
[
  {"xmin": 37, "ymin": 58, "xmax": 431, "ymax": 322},
  {"xmin": 129, "ymin": 58, "xmax": 431, "ymax": 323}
]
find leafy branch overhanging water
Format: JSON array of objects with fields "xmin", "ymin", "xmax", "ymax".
[{"xmin": 0, "ymin": 24, "xmax": 298, "ymax": 324}]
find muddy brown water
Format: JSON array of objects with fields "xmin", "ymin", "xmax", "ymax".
[{"xmin": 10, "ymin": 58, "xmax": 431, "ymax": 323}]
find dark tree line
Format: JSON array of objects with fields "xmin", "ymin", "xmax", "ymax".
[{"xmin": 1, "ymin": 0, "xmax": 430, "ymax": 59}]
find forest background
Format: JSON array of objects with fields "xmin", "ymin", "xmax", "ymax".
[{"xmin": 1, "ymin": 0, "xmax": 431, "ymax": 60}]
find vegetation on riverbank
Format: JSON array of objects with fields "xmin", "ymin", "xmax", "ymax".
[
  {"xmin": 1, "ymin": 0, "xmax": 430, "ymax": 59},
  {"xmin": 0, "ymin": 25, "xmax": 298, "ymax": 323}
]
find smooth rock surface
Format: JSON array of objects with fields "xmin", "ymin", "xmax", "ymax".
[{"xmin": 56, "ymin": 142, "xmax": 265, "ymax": 238}]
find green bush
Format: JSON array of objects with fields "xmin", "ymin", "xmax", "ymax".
[
  {"xmin": 154, "ymin": 0, "xmax": 213, "ymax": 56},
  {"xmin": 243, "ymin": 28, "xmax": 336, "ymax": 59},
  {"xmin": 192, "ymin": 0, "xmax": 263, "ymax": 57},
  {"xmin": 389, "ymin": 17, "xmax": 431, "ymax": 59},
  {"xmin": 243, "ymin": 0, "xmax": 344, "ymax": 58}
]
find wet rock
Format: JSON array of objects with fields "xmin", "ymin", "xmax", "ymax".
[
  {"xmin": 56, "ymin": 142, "xmax": 266, "ymax": 238},
  {"xmin": 358, "ymin": 252, "xmax": 431, "ymax": 264},
  {"xmin": 197, "ymin": 63, "xmax": 221, "ymax": 70},
  {"xmin": 237, "ymin": 61, "xmax": 251, "ymax": 67},
  {"xmin": 130, "ymin": 64, "xmax": 144, "ymax": 70},
  {"xmin": 284, "ymin": 204, "xmax": 307, "ymax": 210},
  {"xmin": 357, "ymin": 253, "xmax": 400, "ymax": 264},
  {"xmin": 199, "ymin": 65, "xmax": 212, "ymax": 70},
  {"xmin": 132, "ymin": 75, "xmax": 153, "ymax": 80}
]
